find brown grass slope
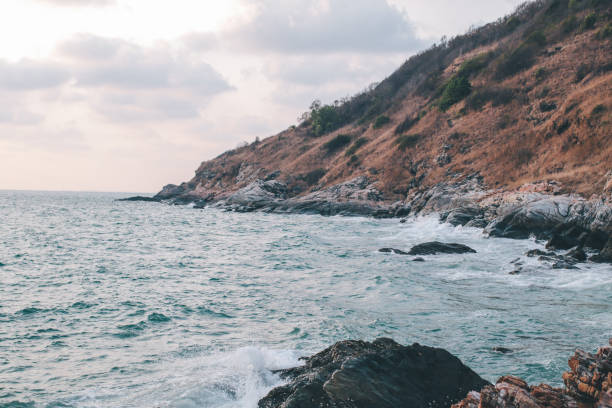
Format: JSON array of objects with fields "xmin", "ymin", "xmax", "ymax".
[{"xmin": 170, "ymin": 0, "xmax": 612, "ymax": 202}]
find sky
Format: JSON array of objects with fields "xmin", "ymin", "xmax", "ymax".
[{"xmin": 0, "ymin": 0, "xmax": 525, "ymax": 192}]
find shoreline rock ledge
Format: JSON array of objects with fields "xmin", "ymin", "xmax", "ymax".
[{"xmin": 258, "ymin": 338, "xmax": 612, "ymax": 408}]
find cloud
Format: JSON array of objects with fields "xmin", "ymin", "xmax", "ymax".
[
  {"xmin": 57, "ymin": 34, "xmax": 232, "ymax": 95},
  {"xmin": 263, "ymin": 55, "xmax": 399, "ymax": 86},
  {"xmin": 229, "ymin": 0, "xmax": 425, "ymax": 53},
  {"xmin": 0, "ymin": 109, "xmax": 44, "ymax": 125},
  {"xmin": 34, "ymin": 0, "xmax": 115, "ymax": 6},
  {"xmin": 89, "ymin": 92, "xmax": 202, "ymax": 122},
  {"xmin": 0, "ymin": 59, "xmax": 70, "ymax": 90}
]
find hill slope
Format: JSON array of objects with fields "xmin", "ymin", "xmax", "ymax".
[{"xmin": 155, "ymin": 0, "xmax": 611, "ymax": 206}]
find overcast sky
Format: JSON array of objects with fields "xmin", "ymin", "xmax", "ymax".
[{"xmin": 0, "ymin": 0, "xmax": 525, "ymax": 192}]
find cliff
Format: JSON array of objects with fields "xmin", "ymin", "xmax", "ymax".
[{"xmin": 156, "ymin": 0, "xmax": 611, "ymax": 206}]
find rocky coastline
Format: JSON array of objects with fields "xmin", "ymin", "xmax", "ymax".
[
  {"xmin": 256, "ymin": 338, "xmax": 612, "ymax": 408},
  {"xmin": 121, "ymin": 175, "xmax": 612, "ymax": 264}
]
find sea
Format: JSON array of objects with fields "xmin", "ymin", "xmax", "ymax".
[{"xmin": 0, "ymin": 190, "xmax": 610, "ymax": 407}]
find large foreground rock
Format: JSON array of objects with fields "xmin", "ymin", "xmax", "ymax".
[{"xmin": 258, "ymin": 338, "xmax": 489, "ymax": 408}]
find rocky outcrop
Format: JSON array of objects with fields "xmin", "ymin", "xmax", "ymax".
[
  {"xmin": 378, "ymin": 248, "xmax": 409, "ymax": 255},
  {"xmin": 258, "ymin": 338, "xmax": 490, "ymax": 408},
  {"xmin": 452, "ymin": 376, "xmax": 578, "ymax": 408},
  {"xmin": 453, "ymin": 339, "xmax": 612, "ymax": 408},
  {"xmin": 116, "ymin": 196, "xmax": 160, "ymax": 202},
  {"xmin": 408, "ymin": 242, "xmax": 477, "ymax": 255},
  {"xmin": 124, "ymin": 172, "xmax": 612, "ymax": 262},
  {"xmin": 224, "ymin": 179, "xmax": 288, "ymax": 210},
  {"xmin": 563, "ymin": 339, "xmax": 612, "ymax": 404}
]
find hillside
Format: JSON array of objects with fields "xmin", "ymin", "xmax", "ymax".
[{"xmin": 155, "ymin": 0, "xmax": 611, "ymax": 205}]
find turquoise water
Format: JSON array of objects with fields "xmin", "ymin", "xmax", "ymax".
[{"xmin": 0, "ymin": 190, "xmax": 610, "ymax": 407}]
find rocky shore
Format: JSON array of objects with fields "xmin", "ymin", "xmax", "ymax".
[
  {"xmin": 121, "ymin": 175, "xmax": 612, "ymax": 264},
  {"xmin": 257, "ymin": 338, "xmax": 612, "ymax": 408}
]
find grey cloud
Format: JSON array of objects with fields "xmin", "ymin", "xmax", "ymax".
[
  {"xmin": 181, "ymin": 32, "xmax": 217, "ymax": 51},
  {"xmin": 0, "ymin": 109, "xmax": 44, "ymax": 125},
  {"xmin": 264, "ymin": 55, "xmax": 400, "ymax": 86},
  {"xmin": 57, "ymin": 34, "xmax": 121, "ymax": 60},
  {"xmin": 231, "ymin": 0, "xmax": 425, "ymax": 53},
  {"xmin": 57, "ymin": 35, "xmax": 232, "ymax": 95},
  {"xmin": 0, "ymin": 59, "xmax": 70, "ymax": 90},
  {"xmin": 90, "ymin": 92, "xmax": 201, "ymax": 122}
]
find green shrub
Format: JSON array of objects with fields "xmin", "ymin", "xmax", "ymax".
[
  {"xmin": 394, "ymin": 115, "xmax": 420, "ymax": 135},
  {"xmin": 506, "ymin": 16, "xmax": 522, "ymax": 32},
  {"xmin": 581, "ymin": 12, "xmax": 597, "ymax": 30},
  {"xmin": 465, "ymin": 87, "xmax": 516, "ymax": 110},
  {"xmin": 497, "ymin": 114, "xmax": 512, "ymax": 129},
  {"xmin": 540, "ymin": 101, "xmax": 557, "ymax": 112},
  {"xmin": 396, "ymin": 134, "xmax": 421, "ymax": 150},
  {"xmin": 575, "ymin": 63, "xmax": 591, "ymax": 82},
  {"xmin": 373, "ymin": 115, "xmax": 391, "ymax": 129},
  {"xmin": 311, "ymin": 104, "xmax": 341, "ymax": 136},
  {"xmin": 348, "ymin": 154, "xmax": 359, "ymax": 165},
  {"xmin": 496, "ymin": 43, "xmax": 538, "ymax": 79},
  {"xmin": 457, "ymin": 53, "xmax": 492, "ymax": 78},
  {"xmin": 591, "ymin": 104, "xmax": 606, "ymax": 117},
  {"xmin": 323, "ymin": 134, "xmax": 352, "ymax": 153},
  {"xmin": 557, "ymin": 119, "xmax": 571, "ymax": 134},
  {"xmin": 568, "ymin": 0, "xmax": 579, "ymax": 10},
  {"xmin": 514, "ymin": 147, "xmax": 534, "ymax": 165},
  {"xmin": 534, "ymin": 67, "xmax": 548, "ymax": 82},
  {"xmin": 345, "ymin": 137, "xmax": 368, "ymax": 156},
  {"xmin": 598, "ymin": 23, "xmax": 612, "ymax": 38},
  {"xmin": 439, "ymin": 76, "xmax": 472, "ymax": 111},
  {"xmin": 302, "ymin": 168, "xmax": 326, "ymax": 185},
  {"xmin": 536, "ymin": 86, "xmax": 551, "ymax": 99},
  {"xmin": 562, "ymin": 15, "xmax": 578, "ymax": 33},
  {"xmin": 525, "ymin": 30, "xmax": 547, "ymax": 46}
]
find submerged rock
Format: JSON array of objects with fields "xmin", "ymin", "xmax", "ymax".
[
  {"xmin": 258, "ymin": 338, "xmax": 490, "ymax": 408},
  {"xmin": 408, "ymin": 242, "xmax": 477, "ymax": 255},
  {"xmin": 116, "ymin": 196, "xmax": 160, "ymax": 202},
  {"xmin": 378, "ymin": 248, "xmax": 409, "ymax": 255}
]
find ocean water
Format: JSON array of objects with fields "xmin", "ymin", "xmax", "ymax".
[{"xmin": 0, "ymin": 190, "xmax": 610, "ymax": 407}]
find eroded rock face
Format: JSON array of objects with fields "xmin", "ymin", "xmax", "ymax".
[
  {"xmin": 408, "ymin": 242, "xmax": 477, "ymax": 255},
  {"xmin": 454, "ymin": 339, "xmax": 612, "ymax": 408},
  {"xmin": 258, "ymin": 338, "xmax": 490, "ymax": 408},
  {"xmin": 563, "ymin": 340, "xmax": 612, "ymax": 404},
  {"xmin": 452, "ymin": 376, "xmax": 577, "ymax": 408},
  {"xmin": 226, "ymin": 179, "xmax": 288, "ymax": 207}
]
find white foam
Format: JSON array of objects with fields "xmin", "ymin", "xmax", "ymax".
[{"xmin": 130, "ymin": 346, "xmax": 302, "ymax": 408}]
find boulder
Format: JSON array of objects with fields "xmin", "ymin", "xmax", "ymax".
[
  {"xmin": 154, "ymin": 183, "xmax": 187, "ymax": 200},
  {"xmin": 444, "ymin": 207, "xmax": 484, "ymax": 227},
  {"xmin": 486, "ymin": 198, "xmax": 572, "ymax": 240},
  {"xmin": 227, "ymin": 179, "xmax": 288, "ymax": 207},
  {"xmin": 565, "ymin": 247, "xmax": 587, "ymax": 262},
  {"xmin": 408, "ymin": 242, "xmax": 477, "ymax": 255},
  {"xmin": 590, "ymin": 238, "xmax": 612, "ymax": 263},
  {"xmin": 258, "ymin": 338, "xmax": 490, "ymax": 408},
  {"xmin": 378, "ymin": 248, "xmax": 409, "ymax": 255}
]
